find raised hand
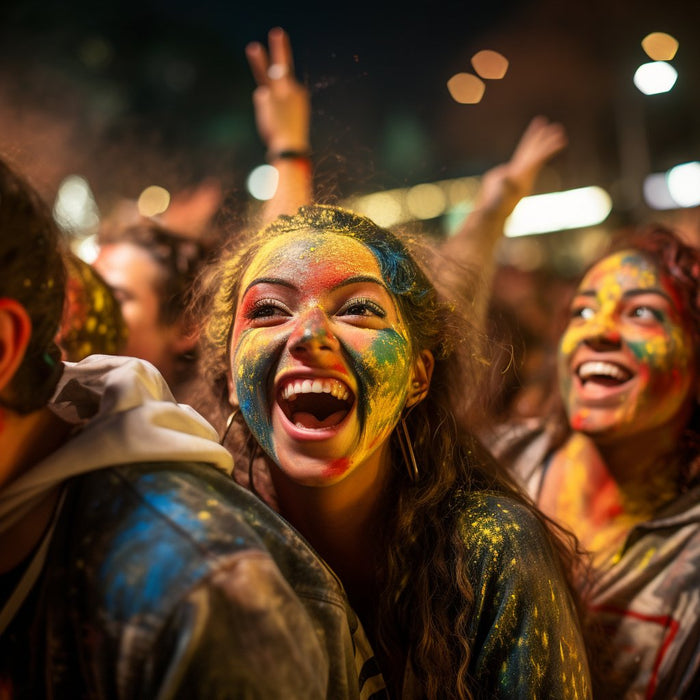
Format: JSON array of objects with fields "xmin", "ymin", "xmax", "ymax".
[
  {"xmin": 246, "ymin": 27, "xmax": 310, "ymax": 156},
  {"xmin": 477, "ymin": 116, "xmax": 568, "ymax": 217}
]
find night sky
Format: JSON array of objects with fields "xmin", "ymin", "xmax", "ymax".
[{"xmin": 1, "ymin": 0, "xmax": 698, "ymax": 227}]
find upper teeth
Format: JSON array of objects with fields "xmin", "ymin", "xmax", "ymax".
[
  {"xmin": 281, "ymin": 378, "xmax": 350, "ymax": 402},
  {"xmin": 578, "ymin": 361, "xmax": 630, "ymax": 382}
]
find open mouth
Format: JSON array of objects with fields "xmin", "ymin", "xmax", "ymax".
[
  {"xmin": 278, "ymin": 377, "xmax": 355, "ymax": 430},
  {"xmin": 577, "ymin": 360, "xmax": 632, "ymax": 387}
]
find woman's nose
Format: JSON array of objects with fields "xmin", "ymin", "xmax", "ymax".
[
  {"xmin": 582, "ymin": 312, "xmax": 622, "ymax": 351},
  {"xmin": 289, "ymin": 307, "xmax": 340, "ymax": 359}
]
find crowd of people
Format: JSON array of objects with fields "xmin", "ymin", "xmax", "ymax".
[{"xmin": 1, "ymin": 26, "xmax": 699, "ymax": 700}]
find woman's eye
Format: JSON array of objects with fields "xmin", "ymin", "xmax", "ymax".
[
  {"xmin": 247, "ymin": 298, "xmax": 291, "ymax": 320},
  {"xmin": 338, "ymin": 298, "xmax": 386, "ymax": 318},
  {"xmin": 630, "ymin": 305, "xmax": 663, "ymax": 322},
  {"xmin": 571, "ymin": 305, "xmax": 595, "ymax": 320}
]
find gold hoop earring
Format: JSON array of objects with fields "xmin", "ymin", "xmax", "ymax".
[
  {"xmin": 220, "ymin": 408, "xmax": 239, "ymax": 446},
  {"xmin": 397, "ymin": 412, "xmax": 419, "ymax": 481}
]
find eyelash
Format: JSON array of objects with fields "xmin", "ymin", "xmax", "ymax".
[
  {"xmin": 338, "ymin": 297, "xmax": 386, "ymax": 318},
  {"xmin": 247, "ymin": 298, "xmax": 291, "ymax": 319}
]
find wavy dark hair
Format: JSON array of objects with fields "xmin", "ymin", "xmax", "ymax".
[
  {"xmin": 197, "ymin": 204, "xmax": 582, "ymax": 699},
  {"xmin": 0, "ymin": 158, "xmax": 65, "ymax": 413}
]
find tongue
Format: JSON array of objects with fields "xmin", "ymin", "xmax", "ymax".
[
  {"xmin": 585, "ymin": 376, "xmax": 625, "ymax": 387},
  {"xmin": 292, "ymin": 410, "xmax": 348, "ymax": 429}
]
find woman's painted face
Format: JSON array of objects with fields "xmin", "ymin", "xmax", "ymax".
[
  {"xmin": 229, "ymin": 230, "xmax": 417, "ymax": 486},
  {"xmin": 558, "ymin": 250, "xmax": 697, "ymax": 442}
]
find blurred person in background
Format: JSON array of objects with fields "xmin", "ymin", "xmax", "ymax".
[{"xmin": 56, "ymin": 251, "xmax": 128, "ymax": 361}]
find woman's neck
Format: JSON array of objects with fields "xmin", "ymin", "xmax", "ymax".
[
  {"xmin": 270, "ymin": 456, "xmax": 389, "ymax": 608},
  {"xmin": 539, "ymin": 431, "xmax": 680, "ymax": 567}
]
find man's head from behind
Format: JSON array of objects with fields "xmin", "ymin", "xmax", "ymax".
[{"xmin": 0, "ymin": 158, "xmax": 66, "ymax": 415}]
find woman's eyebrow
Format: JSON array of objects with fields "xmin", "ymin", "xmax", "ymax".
[
  {"xmin": 242, "ymin": 277, "xmax": 296, "ymax": 295},
  {"xmin": 330, "ymin": 275, "xmax": 388, "ymax": 291},
  {"xmin": 622, "ymin": 287, "xmax": 673, "ymax": 303}
]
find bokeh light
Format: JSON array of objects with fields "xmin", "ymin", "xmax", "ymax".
[
  {"xmin": 505, "ymin": 186, "xmax": 612, "ymax": 237},
  {"xmin": 667, "ymin": 162, "xmax": 700, "ymax": 208},
  {"xmin": 447, "ymin": 73, "xmax": 485, "ymax": 104},
  {"xmin": 641, "ymin": 32, "xmax": 678, "ymax": 61},
  {"xmin": 633, "ymin": 61, "xmax": 678, "ymax": 95},
  {"xmin": 471, "ymin": 50, "xmax": 509, "ymax": 80},
  {"xmin": 643, "ymin": 172, "xmax": 678, "ymax": 210},
  {"xmin": 355, "ymin": 191, "xmax": 403, "ymax": 228},
  {"xmin": 137, "ymin": 185, "xmax": 171, "ymax": 216},
  {"xmin": 247, "ymin": 164, "xmax": 279, "ymax": 200},
  {"xmin": 405, "ymin": 183, "xmax": 447, "ymax": 219},
  {"xmin": 53, "ymin": 175, "xmax": 100, "ymax": 234}
]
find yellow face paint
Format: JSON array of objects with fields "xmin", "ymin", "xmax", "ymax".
[
  {"xmin": 230, "ymin": 230, "xmax": 416, "ymax": 488},
  {"xmin": 557, "ymin": 250, "xmax": 697, "ymax": 442}
]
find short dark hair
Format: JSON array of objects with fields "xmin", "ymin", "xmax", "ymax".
[{"xmin": 0, "ymin": 158, "xmax": 66, "ymax": 412}]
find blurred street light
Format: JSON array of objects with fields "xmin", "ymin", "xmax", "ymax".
[{"xmin": 633, "ymin": 61, "xmax": 678, "ymax": 95}]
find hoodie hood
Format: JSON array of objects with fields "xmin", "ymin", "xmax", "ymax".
[{"xmin": 0, "ymin": 355, "xmax": 232, "ymax": 533}]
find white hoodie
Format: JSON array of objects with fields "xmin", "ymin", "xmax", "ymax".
[{"xmin": 0, "ymin": 354, "xmax": 232, "ymax": 536}]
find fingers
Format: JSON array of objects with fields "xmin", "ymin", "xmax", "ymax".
[
  {"xmin": 246, "ymin": 41, "xmax": 269, "ymax": 86},
  {"xmin": 513, "ymin": 116, "xmax": 567, "ymax": 164},
  {"xmin": 268, "ymin": 27, "xmax": 294, "ymax": 76}
]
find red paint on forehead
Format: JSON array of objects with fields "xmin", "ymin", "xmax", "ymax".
[
  {"xmin": 298, "ymin": 256, "xmax": 371, "ymax": 293},
  {"xmin": 247, "ymin": 233, "xmax": 382, "ymax": 295}
]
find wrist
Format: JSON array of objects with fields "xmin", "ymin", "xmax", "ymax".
[{"xmin": 266, "ymin": 148, "xmax": 312, "ymax": 163}]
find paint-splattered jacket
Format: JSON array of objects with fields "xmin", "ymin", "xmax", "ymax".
[
  {"xmin": 491, "ymin": 418, "xmax": 700, "ymax": 700},
  {"xmin": 401, "ymin": 490, "xmax": 591, "ymax": 699},
  {"xmin": 0, "ymin": 356, "xmax": 384, "ymax": 699}
]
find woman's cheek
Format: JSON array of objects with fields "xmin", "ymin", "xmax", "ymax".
[
  {"xmin": 558, "ymin": 325, "xmax": 581, "ymax": 358},
  {"xmin": 350, "ymin": 329, "xmax": 412, "ymax": 436},
  {"xmin": 233, "ymin": 329, "xmax": 279, "ymax": 456}
]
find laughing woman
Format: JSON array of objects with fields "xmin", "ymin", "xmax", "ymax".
[
  {"xmin": 491, "ymin": 225, "xmax": 700, "ymax": 698},
  {"xmin": 198, "ymin": 205, "xmax": 591, "ymax": 699}
]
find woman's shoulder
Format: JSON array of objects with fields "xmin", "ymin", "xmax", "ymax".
[
  {"xmin": 457, "ymin": 489, "xmax": 541, "ymax": 530},
  {"xmin": 455, "ymin": 490, "xmax": 560, "ymax": 570}
]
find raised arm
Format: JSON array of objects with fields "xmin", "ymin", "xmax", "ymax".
[
  {"xmin": 435, "ymin": 116, "xmax": 567, "ymax": 329},
  {"xmin": 247, "ymin": 27, "xmax": 313, "ymax": 225}
]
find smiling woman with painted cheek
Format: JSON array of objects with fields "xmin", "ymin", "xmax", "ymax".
[
  {"xmin": 557, "ymin": 250, "xmax": 697, "ymax": 440},
  {"xmin": 229, "ymin": 230, "xmax": 415, "ymax": 487}
]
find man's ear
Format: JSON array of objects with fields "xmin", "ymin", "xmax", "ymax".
[
  {"xmin": 405, "ymin": 349, "xmax": 434, "ymax": 409},
  {"xmin": 0, "ymin": 299, "xmax": 32, "ymax": 395}
]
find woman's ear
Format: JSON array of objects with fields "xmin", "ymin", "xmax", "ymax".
[
  {"xmin": 0, "ymin": 298, "xmax": 32, "ymax": 396},
  {"xmin": 406, "ymin": 349, "xmax": 434, "ymax": 408},
  {"xmin": 226, "ymin": 369, "xmax": 238, "ymax": 407}
]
